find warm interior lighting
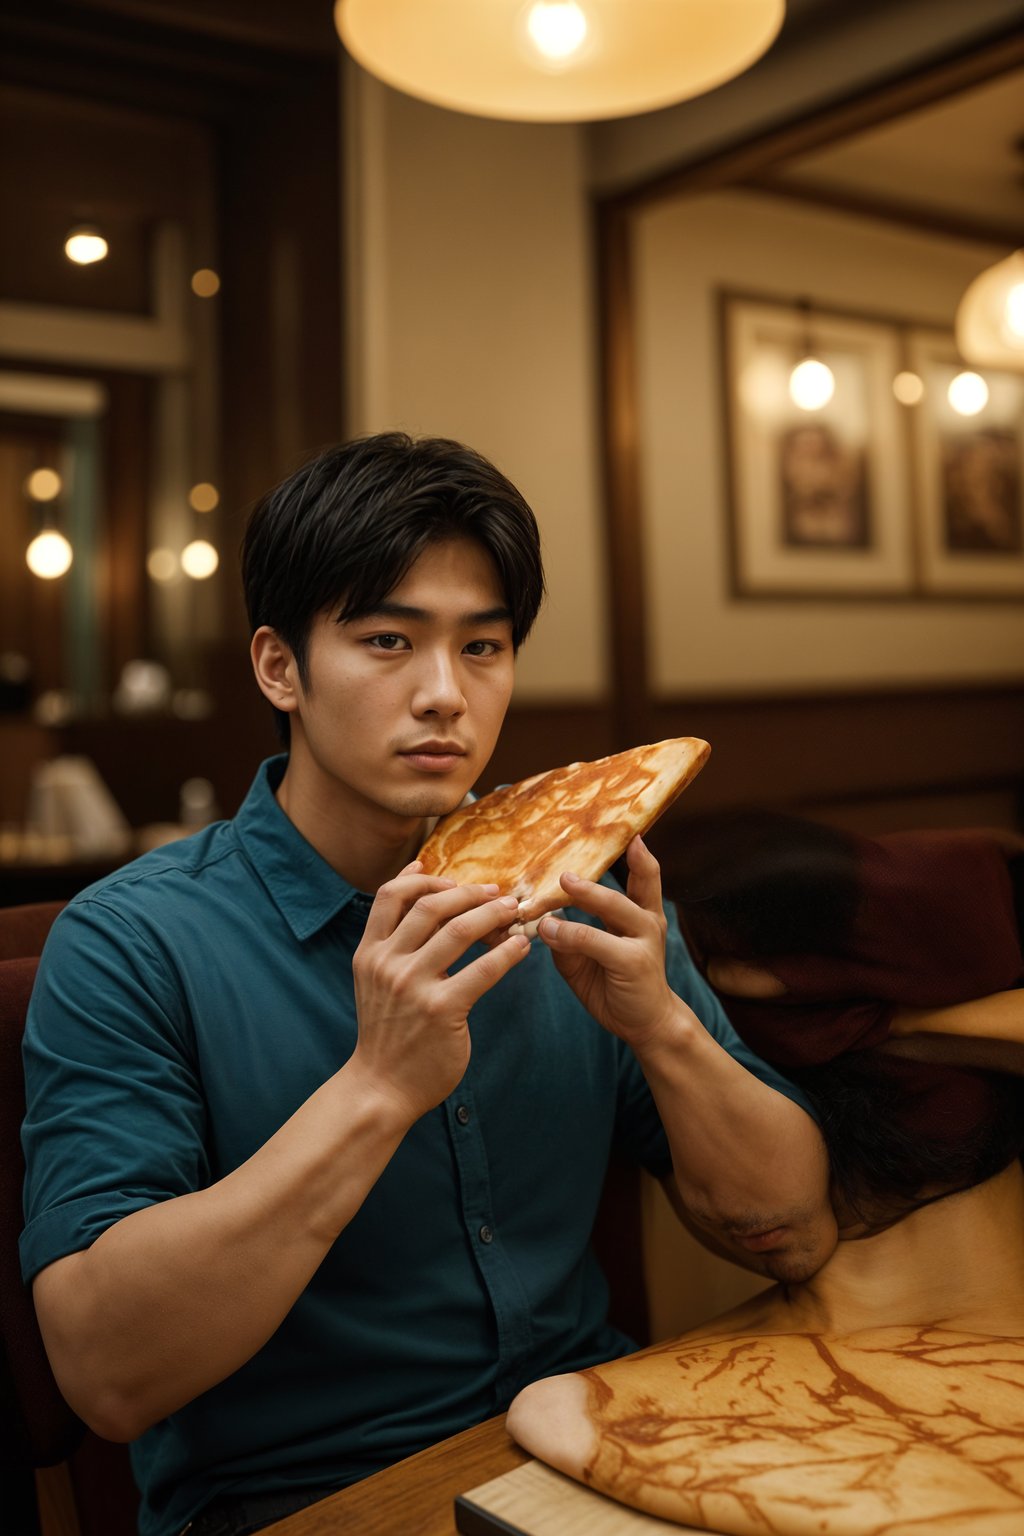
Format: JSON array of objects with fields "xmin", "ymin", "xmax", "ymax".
[
  {"xmin": 191, "ymin": 268, "xmax": 221, "ymax": 298},
  {"xmin": 64, "ymin": 227, "xmax": 108, "ymax": 265},
  {"xmin": 892, "ymin": 370, "xmax": 924, "ymax": 406},
  {"xmin": 335, "ymin": 0, "xmax": 785, "ymax": 123},
  {"xmin": 24, "ymin": 467, "xmax": 63, "ymax": 502},
  {"xmin": 526, "ymin": 1, "xmax": 588, "ymax": 63},
  {"xmin": 1006, "ymin": 281, "xmax": 1024, "ymax": 339},
  {"xmin": 147, "ymin": 548, "xmax": 180, "ymax": 583},
  {"xmin": 788, "ymin": 357, "xmax": 835, "ymax": 412},
  {"xmin": 181, "ymin": 539, "xmax": 219, "ymax": 579},
  {"xmin": 26, "ymin": 531, "xmax": 73, "ymax": 579},
  {"xmin": 955, "ymin": 248, "xmax": 1024, "ymax": 373},
  {"xmin": 188, "ymin": 482, "xmax": 220, "ymax": 513},
  {"xmin": 947, "ymin": 370, "xmax": 989, "ymax": 417}
]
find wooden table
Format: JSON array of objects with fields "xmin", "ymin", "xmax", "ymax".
[{"xmin": 264, "ymin": 1416, "xmax": 529, "ymax": 1535}]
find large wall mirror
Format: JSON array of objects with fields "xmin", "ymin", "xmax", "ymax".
[
  {"xmin": 0, "ymin": 2, "xmax": 342, "ymax": 849},
  {"xmin": 597, "ymin": 34, "xmax": 1024, "ymax": 845}
]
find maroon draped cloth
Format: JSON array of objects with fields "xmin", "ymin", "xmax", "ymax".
[{"xmin": 707, "ymin": 829, "xmax": 1023, "ymax": 1144}]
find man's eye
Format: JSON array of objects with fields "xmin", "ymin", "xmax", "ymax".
[
  {"xmin": 464, "ymin": 640, "xmax": 499, "ymax": 657},
  {"xmin": 367, "ymin": 634, "xmax": 408, "ymax": 651}
]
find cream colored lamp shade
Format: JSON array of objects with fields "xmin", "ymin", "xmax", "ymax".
[
  {"xmin": 955, "ymin": 248, "xmax": 1024, "ymax": 374},
  {"xmin": 335, "ymin": 0, "xmax": 786, "ymax": 122}
]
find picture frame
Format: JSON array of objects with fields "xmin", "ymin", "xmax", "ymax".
[
  {"xmin": 721, "ymin": 293, "xmax": 915, "ymax": 598},
  {"xmin": 905, "ymin": 328, "xmax": 1024, "ymax": 597}
]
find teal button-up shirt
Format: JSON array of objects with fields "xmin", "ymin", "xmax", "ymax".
[{"xmin": 21, "ymin": 757, "xmax": 809, "ymax": 1536}]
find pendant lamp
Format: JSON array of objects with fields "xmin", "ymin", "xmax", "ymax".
[
  {"xmin": 955, "ymin": 248, "xmax": 1024, "ymax": 375},
  {"xmin": 335, "ymin": 0, "xmax": 786, "ymax": 123}
]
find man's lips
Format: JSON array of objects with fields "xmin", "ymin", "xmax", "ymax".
[
  {"xmin": 398, "ymin": 743, "xmax": 467, "ymax": 772},
  {"xmin": 732, "ymin": 1226, "xmax": 789, "ymax": 1253}
]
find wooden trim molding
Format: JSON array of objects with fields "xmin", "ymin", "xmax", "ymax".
[
  {"xmin": 601, "ymin": 27, "xmax": 1024, "ymax": 218},
  {"xmin": 593, "ymin": 28, "xmax": 1024, "ymax": 756}
]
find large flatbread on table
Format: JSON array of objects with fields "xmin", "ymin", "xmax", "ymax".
[
  {"xmin": 506, "ymin": 1324, "xmax": 1024, "ymax": 1535},
  {"xmin": 418, "ymin": 738, "xmax": 710, "ymax": 926}
]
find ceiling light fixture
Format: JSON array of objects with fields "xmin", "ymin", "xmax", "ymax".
[
  {"xmin": 955, "ymin": 248, "xmax": 1024, "ymax": 374},
  {"xmin": 64, "ymin": 226, "xmax": 109, "ymax": 265},
  {"xmin": 335, "ymin": 0, "xmax": 785, "ymax": 123}
]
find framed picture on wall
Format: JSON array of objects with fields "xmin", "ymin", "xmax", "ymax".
[
  {"xmin": 721, "ymin": 293, "xmax": 915, "ymax": 597},
  {"xmin": 906, "ymin": 329, "xmax": 1024, "ymax": 597}
]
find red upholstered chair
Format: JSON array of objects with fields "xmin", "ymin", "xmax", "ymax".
[{"xmin": 0, "ymin": 901, "xmax": 139, "ymax": 1536}]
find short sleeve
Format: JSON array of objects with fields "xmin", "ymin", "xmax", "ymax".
[
  {"xmin": 20, "ymin": 898, "xmax": 210, "ymax": 1284},
  {"xmin": 612, "ymin": 901, "xmax": 818, "ymax": 1180}
]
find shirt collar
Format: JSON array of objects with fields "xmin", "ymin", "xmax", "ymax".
[{"xmin": 234, "ymin": 756, "xmax": 364, "ymax": 942}]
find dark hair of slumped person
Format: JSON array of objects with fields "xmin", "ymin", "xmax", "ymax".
[
  {"xmin": 241, "ymin": 432, "xmax": 547, "ymax": 744},
  {"xmin": 667, "ymin": 810, "xmax": 1024, "ymax": 1234}
]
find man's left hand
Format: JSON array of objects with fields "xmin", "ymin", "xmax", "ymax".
[{"xmin": 538, "ymin": 835, "xmax": 684, "ymax": 1052}]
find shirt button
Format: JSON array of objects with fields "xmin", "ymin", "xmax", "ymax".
[
  {"xmin": 478, "ymin": 1224, "xmax": 494, "ymax": 1244},
  {"xmin": 455, "ymin": 1105, "xmax": 471, "ymax": 1126}
]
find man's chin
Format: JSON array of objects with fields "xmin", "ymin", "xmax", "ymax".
[{"xmin": 387, "ymin": 785, "xmax": 474, "ymax": 823}]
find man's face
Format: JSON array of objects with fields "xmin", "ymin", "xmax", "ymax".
[{"xmin": 284, "ymin": 537, "xmax": 516, "ymax": 824}]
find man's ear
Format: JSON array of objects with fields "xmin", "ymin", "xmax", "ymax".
[{"xmin": 250, "ymin": 626, "xmax": 300, "ymax": 715}]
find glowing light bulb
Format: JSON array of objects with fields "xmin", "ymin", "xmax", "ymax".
[
  {"xmin": 948, "ymin": 371, "xmax": 988, "ymax": 417},
  {"xmin": 24, "ymin": 467, "xmax": 63, "ymax": 501},
  {"xmin": 788, "ymin": 357, "xmax": 835, "ymax": 412},
  {"xmin": 191, "ymin": 268, "xmax": 221, "ymax": 298},
  {"xmin": 892, "ymin": 371, "xmax": 924, "ymax": 406},
  {"xmin": 188, "ymin": 482, "xmax": 220, "ymax": 513},
  {"xmin": 147, "ymin": 548, "xmax": 180, "ymax": 583},
  {"xmin": 181, "ymin": 539, "xmax": 219, "ymax": 579},
  {"xmin": 65, "ymin": 228, "xmax": 108, "ymax": 265},
  {"xmin": 26, "ymin": 531, "xmax": 73, "ymax": 579},
  {"xmin": 1005, "ymin": 281, "xmax": 1024, "ymax": 341},
  {"xmin": 525, "ymin": 1, "xmax": 588, "ymax": 62}
]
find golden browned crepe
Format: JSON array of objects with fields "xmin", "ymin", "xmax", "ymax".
[
  {"xmin": 418, "ymin": 738, "xmax": 710, "ymax": 925},
  {"xmin": 508, "ymin": 1325, "xmax": 1024, "ymax": 1535}
]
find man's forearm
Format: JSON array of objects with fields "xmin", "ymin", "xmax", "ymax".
[
  {"xmin": 32, "ymin": 1061, "xmax": 410, "ymax": 1442},
  {"xmin": 636, "ymin": 1002, "xmax": 836, "ymax": 1282}
]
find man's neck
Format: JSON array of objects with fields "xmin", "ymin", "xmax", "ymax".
[
  {"xmin": 786, "ymin": 1160, "xmax": 1024, "ymax": 1336},
  {"xmin": 274, "ymin": 754, "xmax": 432, "ymax": 893}
]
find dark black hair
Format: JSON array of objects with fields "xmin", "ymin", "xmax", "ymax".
[
  {"xmin": 787, "ymin": 1051, "xmax": 1024, "ymax": 1234},
  {"xmin": 241, "ymin": 432, "xmax": 546, "ymax": 743},
  {"xmin": 665, "ymin": 810, "xmax": 860, "ymax": 962},
  {"xmin": 668, "ymin": 810, "xmax": 1024, "ymax": 1233}
]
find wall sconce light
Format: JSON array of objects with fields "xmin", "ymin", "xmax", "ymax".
[
  {"xmin": 64, "ymin": 225, "xmax": 109, "ymax": 265},
  {"xmin": 947, "ymin": 370, "xmax": 989, "ymax": 418},
  {"xmin": 892, "ymin": 370, "xmax": 924, "ymax": 406},
  {"xmin": 788, "ymin": 299, "xmax": 834, "ymax": 412},
  {"xmin": 181, "ymin": 539, "xmax": 219, "ymax": 580},
  {"xmin": 955, "ymin": 249, "xmax": 1024, "ymax": 374},
  {"xmin": 190, "ymin": 268, "xmax": 221, "ymax": 298},
  {"xmin": 335, "ymin": 0, "xmax": 786, "ymax": 122},
  {"xmin": 26, "ymin": 530, "xmax": 74, "ymax": 579}
]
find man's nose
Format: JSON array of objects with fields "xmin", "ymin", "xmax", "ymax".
[{"xmin": 413, "ymin": 654, "xmax": 466, "ymax": 716}]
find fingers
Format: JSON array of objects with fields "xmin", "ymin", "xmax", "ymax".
[
  {"xmin": 362, "ymin": 865, "xmax": 457, "ymax": 943},
  {"xmin": 707, "ymin": 958, "xmax": 787, "ymax": 998},
  {"xmin": 392, "ymin": 883, "xmax": 514, "ymax": 956},
  {"xmin": 445, "ymin": 931, "xmax": 532, "ymax": 1010},
  {"xmin": 623, "ymin": 834, "xmax": 664, "ymax": 914},
  {"xmin": 556, "ymin": 859, "xmax": 666, "ymax": 940},
  {"xmin": 536, "ymin": 912, "xmax": 625, "ymax": 969}
]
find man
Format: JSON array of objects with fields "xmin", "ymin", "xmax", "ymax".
[{"xmin": 21, "ymin": 433, "xmax": 834, "ymax": 1536}]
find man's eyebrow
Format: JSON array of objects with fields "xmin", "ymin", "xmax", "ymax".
[{"xmin": 348, "ymin": 601, "xmax": 513, "ymax": 627}]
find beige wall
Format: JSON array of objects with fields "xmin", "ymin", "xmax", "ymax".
[
  {"xmin": 634, "ymin": 189, "xmax": 1024, "ymax": 698},
  {"xmin": 343, "ymin": 65, "xmax": 608, "ymax": 703}
]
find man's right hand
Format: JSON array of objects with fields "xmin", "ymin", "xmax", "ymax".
[{"xmin": 351, "ymin": 860, "xmax": 530, "ymax": 1125}]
